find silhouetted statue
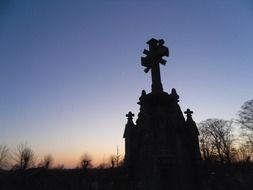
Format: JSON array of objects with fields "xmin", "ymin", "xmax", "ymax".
[{"xmin": 123, "ymin": 38, "xmax": 201, "ymax": 190}]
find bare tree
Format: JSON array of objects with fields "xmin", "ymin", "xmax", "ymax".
[
  {"xmin": 12, "ymin": 143, "xmax": 35, "ymax": 170},
  {"xmin": 39, "ymin": 154, "xmax": 54, "ymax": 169},
  {"xmin": 198, "ymin": 119, "xmax": 235, "ymax": 163},
  {"xmin": 79, "ymin": 153, "xmax": 92, "ymax": 169},
  {"xmin": 0, "ymin": 145, "xmax": 9, "ymax": 169},
  {"xmin": 110, "ymin": 155, "xmax": 117, "ymax": 168},
  {"xmin": 238, "ymin": 99, "xmax": 253, "ymax": 146},
  {"xmin": 109, "ymin": 146, "xmax": 122, "ymax": 168},
  {"xmin": 235, "ymin": 142, "xmax": 252, "ymax": 162},
  {"xmin": 199, "ymin": 126, "xmax": 215, "ymax": 161},
  {"xmin": 238, "ymin": 100, "xmax": 253, "ymax": 131}
]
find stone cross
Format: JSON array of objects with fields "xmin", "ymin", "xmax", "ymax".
[
  {"xmin": 126, "ymin": 111, "xmax": 134, "ymax": 123},
  {"xmin": 184, "ymin": 108, "xmax": 193, "ymax": 118},
  {"xmin": 141, "ymin": 38, "xmax": 169, "ymax": 93}
]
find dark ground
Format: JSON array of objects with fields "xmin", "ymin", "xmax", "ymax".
[{"xmin": 0, "ymin": 162, "xmax": 253, "ymax": 190}]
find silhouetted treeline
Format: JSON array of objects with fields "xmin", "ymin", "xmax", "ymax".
[
  {"xmin": 0, "ymin": 143, "xmax": 123, "ymax": 170},
  {"xmin": 197, "ymin": 100, "xmax": 253, "ymax": 164}
]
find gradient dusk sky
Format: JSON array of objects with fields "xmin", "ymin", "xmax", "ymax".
[{"xmin": 0, "ymin": 0, "xmax": 252, "ymax": 168}]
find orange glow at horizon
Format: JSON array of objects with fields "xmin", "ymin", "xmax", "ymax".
[{"xmin": 36, "ymin": 144, "xmax": 125, "ymax": 169}]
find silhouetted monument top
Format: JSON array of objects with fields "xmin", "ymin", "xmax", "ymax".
[
  {"xmin": 184, "ymin": 108, "xmax": 193, "ymax": 118},
  {"xmin": 141, "ymin": 38, "xmax": 169, "ymax": 93},
  {"xmin": 126, "ymin": 111, "xmax": 134, "ymax": 124}
]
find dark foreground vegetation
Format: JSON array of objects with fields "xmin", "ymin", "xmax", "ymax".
[
  {"xmin": 0, "ymin": 167, "xmax": 127, "ymax": 190},
  {"xmin": 0, "ymin": 162, "xmax": 253, "ymax": 190},
  {"xmin": 201, "ymin": 162, "xmax": 253, "ymax": 190}
]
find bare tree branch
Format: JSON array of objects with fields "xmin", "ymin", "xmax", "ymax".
[
  {"xmin": 198, "ymin": 119, "xmax": 235, "ymax": 163},
  {"xmin": 0, "ymin": 145, "xmax": 9, "ymax": 169},
  {"xmin": 238, "ymin": 100, "xmax": 253, "ymax": 147},
  {"xmin": 12, "ymin": 143, "xmax": 35, "ymax": 170},
  {"xmin": 79, "ymin": 153, "xmax": 92, "ymax": 169},
  {"xmin": 238, "ymin": 100, "xmax": 253, "ymax": 130},
  {"xmin": 38, "ymin": 154, "xmax": 54, "ymax": 169}
]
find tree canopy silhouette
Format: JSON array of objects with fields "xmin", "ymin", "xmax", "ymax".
[
  {"xmin": 12, "ymin": 143, "xmax": 35, "ymax": 170},
  {"xmin": 238, "ymin": 100, "xmax": 253, "ymax": 136},
  {"xmin": 198, "ymin": 119, "xmax": 235, "ymax": 163},
  {"xmin": 0, "ymin": 145, "xmax": 9, "ymax": 169}
]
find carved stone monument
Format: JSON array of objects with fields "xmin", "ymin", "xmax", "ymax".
[{"xmin": 123, "ymin": 38, "xmax": 201, "ymax": 190}]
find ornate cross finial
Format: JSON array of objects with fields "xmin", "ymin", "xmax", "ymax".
[
  {"xmin": 126, "ymin": 111, "xmax": 134, "ymax": 123},
  {"xmin": 141, "ymin": 38, "xmax": 169, "ymax": 93},
  {"xmin": 184, "ymin": 109, "xmax": 193, "ymax": 118}
]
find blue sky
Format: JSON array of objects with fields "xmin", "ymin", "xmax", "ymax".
[{"xmin": 0, "ymin": 0, "xmax": 252, "ymax": 167}]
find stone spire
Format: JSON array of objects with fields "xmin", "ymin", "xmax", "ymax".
[
  {"xmin": 123, "ymin": 111, "xmax": 136, "ymax": 166},
  {"xmin": 123, "ymin": 111, "xmax": 135, "ymax": 138},
  {"xmin": 184, "ymin": 108, "xmax": 199, "ymax": 135},
  {"xmin": 184, "ymin": 108, "xmax": 193, "ymax": 120},
  {"xmin": 126, "ymin": 111, "xmax": 134, "ymax": 125}
]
